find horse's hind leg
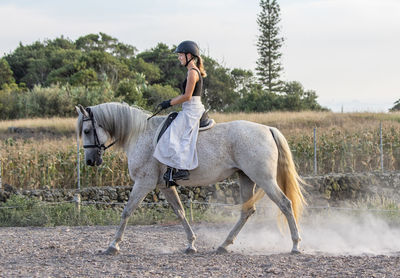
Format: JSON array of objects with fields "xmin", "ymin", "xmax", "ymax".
[
  {"xmin": 160, "ymin": 186, "xmax": 197, "ymax": 254},
  {"xmin": 104, "ymin": 182, "xmax": 154, "ymax": 255},
  {"xmin": 216, "ymin": 172, "xmax": 256, "ymax": 254},
  {"xmin": 258, "ymin": 179, "xmax": 301, "ymax": 254}
]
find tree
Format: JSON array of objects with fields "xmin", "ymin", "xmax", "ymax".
[
  {"xmin": 0, "ymin": 58, "xmax": 15, "ymax": 88},
  {"xmin": 233, "ymin": 83, "xmax": 278, "ymax": 112},
  {"xmin": 75, "ymin": 33, "xmax": 136, "ymax": 59},
  {"xmin": 137, "ymin": 43, "xmax": 185, "ymax": 87},
  {"xmin": 130, "ymin": 57, "xmax": 161, "ymax": 84},
  {"xmin": 256, "ymin": 0, "xmax": 284, "ymax": 92},
  {"xmin": 202, "ymin": 56, "xmax": 238, "ymax": 111},
  {"xmin": 280, "ymin": 81, "xmax": 326, "ymax": 111},
  {"xmin": 230, "ymin": 68, "xmax": 256, "ymax": 98},
  {"xmin": 390, "ymin": 99, "xmax": 400, "ymax": 112}
]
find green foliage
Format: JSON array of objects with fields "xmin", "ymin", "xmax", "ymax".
[
  {"xmin": 0, "ymin": 83, "xmax": 121, "ymax": 119},
  {"xmin": 231, "ymin": 81, "xmax": 326, "ymax": 112},
  {"xmin": 0, "ymin": 85, "xmax": 25, "ymax": 119},
  {"xmin": 202, "ymin": 56, "xmax": 239, "ymax": 111},
  {"xmin": 256, "ymin": 0, "xmax": 284, "ymax": 92},
  {"xmin": 142, "ymin": 84, "xmax": 180, "ymax": 109},
  {"xmin": 0, "ymin": 58, "xmax": 16, "ymax": 88},
  {"xmin": 75, "ymin": 32, "xmax": 137, "ymax": 58},
  {"xmin": 0, "ymin": 195, "xmax": 222, "ymax": 227},
  {"xmin": 0, "ymin": 32, "xmax": 325, "ymax": 118},
  {"xmin": 115, "ymin": 77, "xmax": 147, "ymax": 107},
  {"xmin": 231, "ymin": 83, "xmax": 277, "ymax": 112},
  {"xmin": 137, "ymin": 43, "xmax": 185, "ymax": 87},
  {"xmin": 390, "ymin": 99, "xmax": 400, "ymax": 112},
  {"xmin": 0, "ymin": 195, "xmax": 123, "ymax": 227},
  {"xmin": 130, "ymin": 57, "xmax": 161, "ymax": 84},
  {"xmin": 4, "ymin": 33, "xmax": 134, "ymax": 90},
  {"xmin": 25, "ymin": 85, "xmax": 73, "ymax": 117},
  {"xmin": 279, "ymin": 81, "xmax": 327, "ymax": 111}
]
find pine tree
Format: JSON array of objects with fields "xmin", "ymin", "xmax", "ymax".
[{"xmin": 256, "ymin": 0, "xmax": 284, "ymax": 92}]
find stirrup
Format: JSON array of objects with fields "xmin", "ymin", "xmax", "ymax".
[{"xmin": 163, "ymin": 167, "xmax": 178, "ymax": 187}]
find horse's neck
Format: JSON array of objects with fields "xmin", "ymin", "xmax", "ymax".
[
  {"xmin": 125, "ymin": 124, "xmax": 156, "ymax": 157},
  {"xmin": 148, "ymin": 116, "xmax": 166, "ymax": 129}
]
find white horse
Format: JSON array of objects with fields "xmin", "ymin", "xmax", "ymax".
[{"xmin": 76, "ymin": 102, "xmax": 306, "ymax": 255}]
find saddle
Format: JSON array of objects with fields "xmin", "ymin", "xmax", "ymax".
[{"xmin": 156, "ymin": 110, "xmax": 215, "ymax": 143}]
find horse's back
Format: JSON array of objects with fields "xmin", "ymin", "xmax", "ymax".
[
  {"xmin": 198, "ymin": 120, "xmax": 272, "ymax": 145},
  {"xmin": 197, "ymin": 120, "xmax": 276, "ymax": 163}
]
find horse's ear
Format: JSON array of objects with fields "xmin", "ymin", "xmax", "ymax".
[{"xmin": 76, "ymin": 104, "xmax": 89, "ymax": 117}]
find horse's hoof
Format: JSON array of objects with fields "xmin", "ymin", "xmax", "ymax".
[
  {"xmin": 291, "ymin": 249, "xmax": 301, "ymax": 255},
  {"xmin": 216, "ymin": 246, "xmax": 228, "ymax": 254},
  {"xmin": 103, "ymin": 246, "xmax": 119, "ymax": 255},
  {"xmin": 184, "ymin": 247, "xmax": 197, "ymax": 254}
]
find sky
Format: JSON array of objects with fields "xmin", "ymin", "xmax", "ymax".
[{"xmin": 0, "ymin": 0, "xmax": 399, "ymax": 112}]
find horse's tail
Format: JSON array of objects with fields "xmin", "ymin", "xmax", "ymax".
[
  {"xmin": 269, "ymin": 127, "xmax": 306, "ymax": 221},
  {"xmin": 242, "ymin": 127, "xmax": 306, "ymax": 222}
]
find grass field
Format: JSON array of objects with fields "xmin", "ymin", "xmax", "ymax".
[{"xmin": 1, "ymin": 111, "xmax": 400, "ymax": 189}]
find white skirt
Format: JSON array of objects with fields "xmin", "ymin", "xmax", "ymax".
[{"xmin": 153, "ymin": 96, "xmax": 205, "ymax": 170}]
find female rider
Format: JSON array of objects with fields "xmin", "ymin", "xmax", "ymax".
[{"xmin": 153, "ymin": 40, "xmax": 207, "ymax": 182}]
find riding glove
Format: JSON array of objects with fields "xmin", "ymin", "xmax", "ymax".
[{"xmin": 159, "ymin": 100, "xmax": 172, "ymax": 110}]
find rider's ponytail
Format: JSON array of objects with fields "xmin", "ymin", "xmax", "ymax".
[{"xmin": 196, "ymin": 56, "xmax": 207, "ymax": 78}]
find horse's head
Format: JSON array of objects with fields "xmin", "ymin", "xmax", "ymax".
[
  {"xmin": 76, "ymin": 104, "xmax": 111, "ymax": 166},
  {"xmin": 76, "ymin": 102, "xmax": 150, "ymax": 166}
]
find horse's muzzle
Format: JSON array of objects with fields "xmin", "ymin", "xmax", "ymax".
[{"xmin": 86, "ymin": 157, "xmax": 103, "ymax": 166}]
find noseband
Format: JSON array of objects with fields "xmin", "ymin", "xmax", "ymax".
[{"xmin": 82, "ymin": 108, "xmax": 116, "ymax": 152}]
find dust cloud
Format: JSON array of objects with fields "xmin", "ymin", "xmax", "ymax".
[{"xmin": 196, "ymin": 204, "xmax": 400, "ymax": 255}]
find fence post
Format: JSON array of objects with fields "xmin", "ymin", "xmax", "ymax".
[
  {"xmin": 0, "ymin": 159, "xmax": 2, "ymax": 189},
  {"xmin": 314, "ymin": 127, "xmax": 317, "ymax": 175},
  {"xmin": 74, "ymin": 193, "xmax": 81, "ymax": 212},
  {"xmin": 380, "ymin": 122, "xmax": 384, "ymax": 172},
  {"xmin": 188, "ymin": 198, "xmax": 193, "ymax": 223},
  {"xmin": 75, "ymin": 130, "xmax": 81, "ymax": 214}
]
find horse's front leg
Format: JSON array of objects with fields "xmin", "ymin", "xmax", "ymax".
[
  {"xmin": 104, "ymin": 182, "xmax": 155, "ymax": 255},
  {"xmin": 160, "ymin": 186, "xmax": 197, "ymax": 254}
]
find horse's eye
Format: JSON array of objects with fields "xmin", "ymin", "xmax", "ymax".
[{"xmin": 84, "ymin": 129, "xmax": 90, "ymax": 134}]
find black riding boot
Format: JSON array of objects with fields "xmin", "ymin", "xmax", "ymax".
[{"xmin": 173, "ymin": 169, "xmax": 190, "ymax": 180}]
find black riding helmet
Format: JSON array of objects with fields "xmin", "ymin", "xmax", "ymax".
[
  {"xmin": 174, "ymin": 40, "xmax": 200, "ymax": 57},
  {"xmin": 174, "ymin": 41, "xmax": 200, "ymax": 66}
]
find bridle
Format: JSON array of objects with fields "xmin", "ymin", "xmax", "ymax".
[{"xmin": 82, "ymin": 107, "xmax": 116, "ymax": 152}]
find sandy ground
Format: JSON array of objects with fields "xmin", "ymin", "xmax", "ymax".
[{"xmin": 1, "ymin": 222, "xmax": 400, "ymax": 278}]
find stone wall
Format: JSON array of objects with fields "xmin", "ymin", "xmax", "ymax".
[
  {"xmin": 1, "ymin": 172, "xmax": 400, "ymax": 207},
  {"xmin": 303, "ymin": 172, "xmax": 400, "ymax": 206}
]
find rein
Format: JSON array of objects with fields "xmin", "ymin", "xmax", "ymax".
[
  {"xmin": 82, "ymin": 109, "xmax": 116, "ymax": 152},
  {"xmin": 147, "ymin": 106, "xmax": 163, "ymax": 121}
]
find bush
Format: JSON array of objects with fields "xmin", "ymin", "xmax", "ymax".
[{"xmin": 0, "ymin": 82, "xmax": 122, "ymax": 119}]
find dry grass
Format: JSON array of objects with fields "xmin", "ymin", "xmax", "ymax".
[
  {"xmin": 211, "ymin": 111, "xmax": 400, "ymax": 136},
  {"xmin": 2, "ymin": 112, "xmax": 399, "ymax": 136},
  {"xmin": 0, "ymin": 117, "xmax": 76, "ymax": 134},
  {"xmin": 0, "ymin": 137, "xmax": 129, "ymax": 189}
]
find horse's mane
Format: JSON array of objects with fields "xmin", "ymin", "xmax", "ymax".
[{"xmin": 77, "ymin": 102, "xmax": 156, "ymax": 149}]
